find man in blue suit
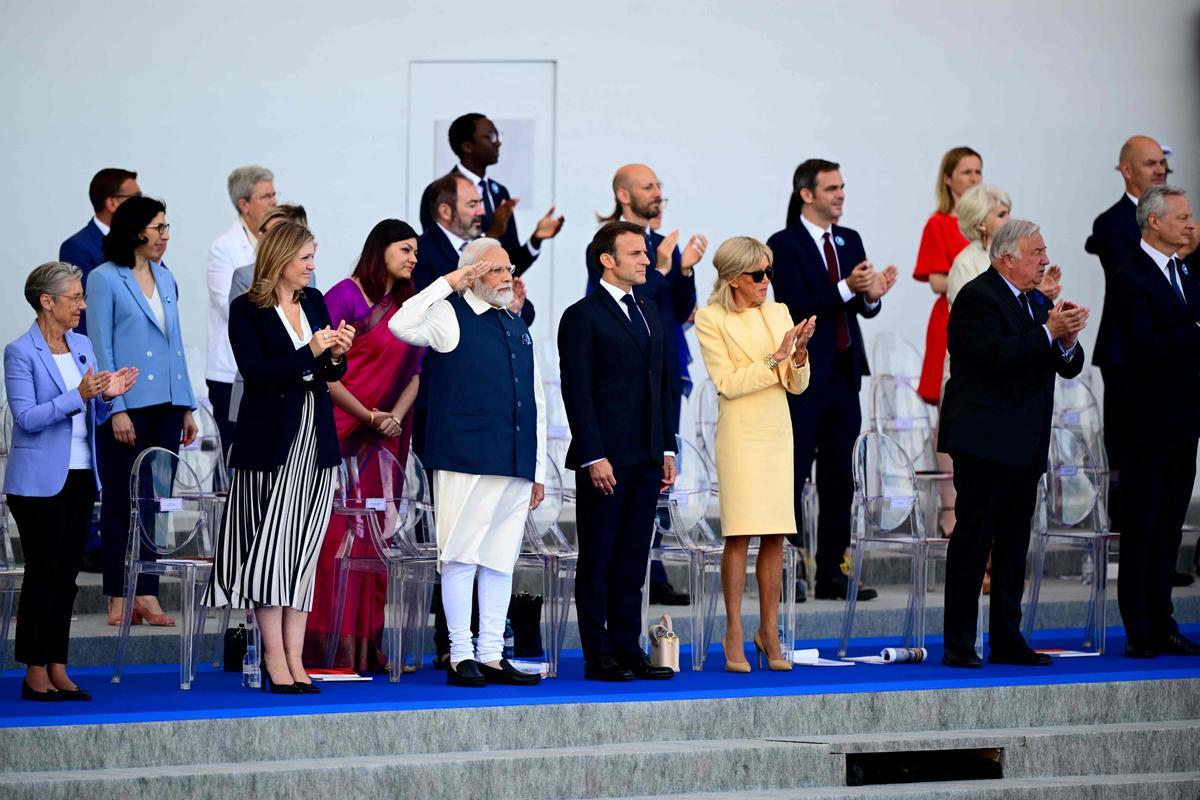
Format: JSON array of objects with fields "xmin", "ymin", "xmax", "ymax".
[
  {"xmin": 418, "ymin": 113, "xmax": 564, "ymax": 275},
  {"xmin": 58, "ymin": 168, "xmax": 140, "ymax": 336},
  {"xmin": 768, "ymin": 159, "xmax": 896, "ymax": 600}
]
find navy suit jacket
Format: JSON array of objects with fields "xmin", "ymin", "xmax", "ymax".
[
  {"xmin": 1102, "ymin": 247, "xmax": 1200, "ymax": 439},
  {"xmin": 766, "ymin": 221, "xmax": 879, "ymax": 392},
  {"xmin": 412, "ymin": 226, "xmax": 535, "ymax": 326},
  {"xmin": 227, "ymin": 289, "xmax": 347, "ymax": 470},
  {"xmin": 419, "ymin": 167, "xmax": 537, "ymax": 275},
  {"xmin": 939, "ymin": 267, "xmax": 1085, "ymax": 470},
  {"xmin": 584, "ymin": 229, "xmax": 696, "ymax": 404},
  {"xmin": 558, "ymin": 288, "xmax": 675, "ymax": 471},
  {"xmin": 58, "ymin": 219, "xmax": 106, "ymax": 335}
]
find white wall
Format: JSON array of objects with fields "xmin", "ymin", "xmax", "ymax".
[{"xmin": 2, "ymin": 0, "xmax": 1197, "ymax": 381}]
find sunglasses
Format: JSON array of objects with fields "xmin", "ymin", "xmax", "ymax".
[{"xmin": 745, "ymin": 267, "xmax": 774, "ymax": 283}]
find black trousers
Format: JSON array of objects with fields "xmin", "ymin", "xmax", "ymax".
[
  {"xmin": 1099, "ymin": 367, "xmax": 1126, "ymax": 533},
  {"xmin": 574, "ymin": 461, "xmax": 662, "ymax": 661},
  {"xmin": 1118, "ymin": 434, "xmax": 1197, "ymax": 646},
  {"xmin": 943, "ymin": 452, "xmax": 1041, "ymax": 655},
  {"xmin": 205, "ymin": 380, "xmax": 238, "ymax": 460},
  {"xmin": 98, "ymin": 404, "xmax": 185, "ymax": 597},
  {"xmin": 787, "ymin": 359, "xmax": 862, "ymax": 588},
  {"xmin": 8, "ymin": 470, "xmax": 96, "ymax": 665}
]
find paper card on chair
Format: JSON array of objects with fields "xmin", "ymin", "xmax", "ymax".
[
  {"xmin": 157, "ymin": 498, "xmax": 183, "ymax": 512},
  {"xmin": 365, "ymin": 498, "xmax": 387, "ymax": 511}
]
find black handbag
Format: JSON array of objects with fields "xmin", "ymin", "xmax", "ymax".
[{"xmin": 223, "ymin": 624, "xmax": 247, "ymax": 672}]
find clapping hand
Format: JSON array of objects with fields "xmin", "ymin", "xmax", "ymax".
[
  {"xmin": 793, "ymin": 316, "xmax": 818, "ymax": 356},
  {"xmin": 447, "ymin": 260, "xmax": 493, "ymax": 291},
  {"xmin": 845, "ymin": 260, "xmax": 877, "ymax": 293},
  {"xmin": 656, "ymin": 230, "xmax": 680, "ymax": 275},
  {"xmin": 76, "ymin": 366, "xmax": 112, "ymax": 402},
  {"xmin": 329, "ymin": 320, "xmax": 355, "ymax": 358},
  {"xmin": 680, "ymin": 234, "xmax": 708, "ymax": 273},
  {"xmin": 101, "ymin": 367, "xmax": 139, "ymax": 400},
  {"xmin": 532, "ymin": 207, "xmax": 565, "ymax": 243},
  {"xmin": 1046, "ymin": 300, "xmax": 1089, "ymax": 348},
  {"xmin": 866, "ymin": 264, "xmax": 899, "ymax": 301},
  {"xmin": 487, "ymin": 198, "xmax": 518, "ymax": 239},
  {"xmin": 1038, "ymin": 265, "xmax": 1064, "ymax": 302}
]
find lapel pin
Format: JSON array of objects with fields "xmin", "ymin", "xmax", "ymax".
[
  {"xmin": 834, "ymin": 235, "xmax": 845, "ymax": 246},
  {"xmin": 1183, "ymin": 264, "xmax": 1190, "ymax": 277},
  {"xmin": 79, "ymin": 354, "xmax": 86, "ymax": 364},
  {"xmin": 521, "ymin": 333, "xmax": 532, "ymax": 346}
]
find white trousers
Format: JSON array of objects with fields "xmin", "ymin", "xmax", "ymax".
[{"xmin": 441, "ymin": 561, "xmax": 514, "ymax": 665}]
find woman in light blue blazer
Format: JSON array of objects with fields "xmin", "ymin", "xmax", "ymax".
[
  {"xmin": 86, "ymin": 196, "xmax": 198, "ymax": 626},
  {"xmin": 4, "ymin": 262, "xmax": 138, "ymax": 700}
]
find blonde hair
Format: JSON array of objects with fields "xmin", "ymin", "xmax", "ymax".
[
  {"xmin": 707, "ymin": 236, "xmax": 773, "ymax": 313},
  {"xmin": 256, "ymin": 203, "xmax": 308, "ymax": 235},
  {"xmin": 248, "ymin": 221, "xmax": 314, "ymax": 309},
  {"xmin": 935, "ymin": 146, "xmax": 982, "ymax": 214},
  {"xmin": 955, "ymin": 184, "xmax": 1012, "ymax": 243}
]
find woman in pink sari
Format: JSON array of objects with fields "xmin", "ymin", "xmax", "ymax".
[{"xmin": 303, "ymin": 219, "xmax": 424, "ymax": 672}]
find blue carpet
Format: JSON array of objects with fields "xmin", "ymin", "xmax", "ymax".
[{"xmin": 1, "ymin": 626, "xmax": 1196, "ymax": 728}]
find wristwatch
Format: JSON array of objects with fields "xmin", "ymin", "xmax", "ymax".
[{"xmin": 763, "ymin": 354, "xmax": 779, "ymax": 370}]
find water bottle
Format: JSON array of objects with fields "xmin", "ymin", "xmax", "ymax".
[
  {"xmin": 1081, "ymin": 552, "xmax": 1094, "ymax": 586},
  {"xmin": 242, "ymin": 639, "xmax": 261, "ymax": 689},
  {"xmin": 503, "ymin": 618, "xmax": 515, "ymax": 660}
]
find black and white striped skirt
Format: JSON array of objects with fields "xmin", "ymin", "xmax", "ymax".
[{"xmin": 204, "ymin": 393, "xmax": 337, "ymax": 612}]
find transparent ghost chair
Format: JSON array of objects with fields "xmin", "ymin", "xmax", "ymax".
[
  {"xmin": 515, "ymin": 455, "xmax": 577, "ymax": 677},
  {"xmin": 838, "ymin": 432, "xmax": 951, "ymax": 656},
  {"xmin": 869, "ymin": 334, "xmax": 922, "ymax": 390},
  {"xmin": 642, "ymin": 437, "xmax": 798, "ymax": 670},
  {"xmin": 112, "ymin": 447, "xmax": 218, "ymax": 690},
  {"xmin": 693, "ymin": 379, "xmax": 719, "ymax": 485},
  {"xmin": 0, "ymin": 402, "xmax": 14, "ymax": 567},
  {"xmin": 327, "ymin": 446, "xmax": 438, "ymax": 682},
  {"xmin": 1022, "ymin": 427, "xmax": 1114, "ymax": 653}
]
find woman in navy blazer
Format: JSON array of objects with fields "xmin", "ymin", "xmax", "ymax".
[
  {"xmin": 4, "ymin": 262, "xmax": 138, "ymax": 700},
  {"xmin": 85, "ymin": 196, "xmax": 198, "ymax": 626}
]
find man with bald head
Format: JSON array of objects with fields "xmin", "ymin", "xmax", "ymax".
[
  {"xmin": 585, "ymin": 164, "xmax": 705, "ymax": 605},
  {"xmin": 390, "ymin": 238, "xmax": 548, "ymax": 686}
]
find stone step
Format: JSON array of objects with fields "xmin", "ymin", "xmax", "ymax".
[
  {"xmin": 8, "ymin": 580, "xmax": 1199, "ymax": 671},
  {"xmin": 1, "ymin": 722, "xmax": 1197, "ymax": 800}
]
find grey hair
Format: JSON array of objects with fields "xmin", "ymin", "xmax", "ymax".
[
  {"xmin": 989, "ymin": 218, "xmax": 1040, "ymax": 263},
  {"xmin": 226, "ymin": 165, "xmax": 274, "ymax": 209},
  {"xmin": 24, "ymin": 261, "xmax": 83, "ymax": 313},
  {"xmin": 1136, "ymin": 184, "xmax": 1188, "ymax": 231},
  {"xmin": 956, "ymin": 184, "xmax": 1012, "ymax": 243},
  {"xmin": 458, "ymin": 237, "xmax": 504, "ymax": 268}
]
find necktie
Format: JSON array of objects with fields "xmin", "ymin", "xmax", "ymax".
[
  {"xmin": 1018, "ymin": 292, "xmax": 1034, "ymax": 320},
  {"xmin": 621, "ymin": 294, "xmax": 650, "ymax": 351},
  {"xmin": 823, "ymin": 232, "xmax": 850, "ymax": 352},
  {"xmin": 479, "ymin": 180, "xmax": 494, "ymax": 218},
  {"xmin": 1167, "ymin": 258, "xmax": 1187, "ymax": 304},
  {"xmin": 458, "ymin": 241, "xmax": 467, "ymax": 254}
]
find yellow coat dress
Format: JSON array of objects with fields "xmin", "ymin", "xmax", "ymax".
[{"xmin": 694, "ymin": 301, "xmax": 810, "ymax": 537}]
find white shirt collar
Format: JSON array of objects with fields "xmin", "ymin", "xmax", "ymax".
[
  {"xmin": 995, "ymin": 270, "xmax": 1026, "ymax": 299},
  {"xmin": 598, "ymin": 276, "xmax": 634, "ymax": 309},
  {"xmin": 799, "ymin": 213, "xmax": 832, "ymax": 246},
  {"xmin": 438, "ymin": 224, "xmax": 470, "ymax": 256},
  {"xmin": 462, "ymin": 286, "xmax": 511, "ymax": 316},
  {"xmin": 457, "ymin": 162, "xmax": 484, "ymax": 186},
  {"xmin": 1125, "ymin": 191, "xmax": 1140, "ymax": 207},
  {"xmin": 92, "ymin": 217, "xmax": 110, "ymax": 235},
  {"xmin": 1140, "ymin": 238, "xmax": 1178, "ymax": 273}
]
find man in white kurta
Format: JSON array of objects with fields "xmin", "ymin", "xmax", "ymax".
[{"xmin": 390, "ymin": 238, "xmax": 547, "ymax": 687}]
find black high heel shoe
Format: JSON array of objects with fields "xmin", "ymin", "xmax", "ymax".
[
  {"xmin": 261, "ymin": 668, "xmax": 303, "ymax": 695},
  {"xmin": 293, "ymin": 681, "xmax": 321, "ymax": 694},
  {"xmin": 21, "ymin": 680, "xmax": 63, "ymax": 702}
]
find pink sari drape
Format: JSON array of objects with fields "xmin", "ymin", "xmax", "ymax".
[{"xmin": 303, "ymin": 293, "xmax": 424, "ymax": 672}]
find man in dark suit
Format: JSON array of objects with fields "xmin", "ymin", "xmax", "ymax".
[
  {"xmin": 767, "ymin": 159, "xmax": 897, "ymax": 601},
  {"xmin": 1103, "ymin": 185, "xmax": 1200, "ymax": 657},
  {"xmin": 559, "ymin": 221, "xmax": 678, "ymax": 682},
  {"xmin": 940, "ymin": 219, "xmax": 1088, "ymax": 667},
  {"xmin": 584, "ymin": 163, "xmax": 705, "ymax": 605},
  {"xmin": 418, "ymin": 113, "xmax": 563, "ymax": 275},
  {"xmin": 59, "ymin": 168, "xmax": 141, "ymax": 336}
]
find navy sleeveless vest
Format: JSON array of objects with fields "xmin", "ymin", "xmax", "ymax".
[{"xmin": 423, "ymin": 292, "xmax": 538, "ymax": 481}]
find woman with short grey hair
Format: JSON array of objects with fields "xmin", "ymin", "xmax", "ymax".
[{"xmin": 4, "ymin": 262, "xmax": 138, "ymax": 701}]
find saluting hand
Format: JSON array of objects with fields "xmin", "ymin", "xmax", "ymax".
[{"xmin": 447, "ymin": 260, "xmax": 493, "ymax": 291}]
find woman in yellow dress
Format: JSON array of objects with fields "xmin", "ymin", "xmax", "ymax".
[{"xmin": 694, "ymin": 237, "xmax": 815, "ymax": 672}]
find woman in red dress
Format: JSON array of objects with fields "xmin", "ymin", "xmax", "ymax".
[{"xmin": 913, "ymin": 146, "xmax": 981, "ymax": 534}]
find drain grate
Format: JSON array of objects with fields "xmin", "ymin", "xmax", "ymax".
[{"xmin": 846, "ymin": 747, "xmax": 1004, "ymax": 786}]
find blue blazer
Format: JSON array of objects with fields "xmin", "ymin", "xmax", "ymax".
[
  {"xmin": 84, "ymin": 262, "xmax": 196, "ymax": 413},
  {"xmin": 58, "ymin": 219, "xmax": 106, "ymax": 336},
  {"xmin": 766, "ymin": 221, "xmax": 880, "ymax": 392},
  {"xmin": 3, "ymin": 325, "xmax": 112, "ymax": 496}
]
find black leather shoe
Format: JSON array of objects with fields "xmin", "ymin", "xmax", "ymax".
[
  {"xmin": 815, "ymin": 582, "xmax": 878, "ymax": 601},
  {"xmin": 649, "ymin": 582, "xmax": 690, "ymax": 606},
  {"xmin": 55, "ymin": 686, "xmax": 92, "ymax": 701},
  {"xmin": 21, "ymin": 681, "xmax": 63, "ymax": 702},
  {"xmin": 1152, "ymin": 632, "xmax": 1200, "ymax": 655},
  {"xmin": 583, "ymin": 656, "xmax": 635, "ymax": 682},
  {"xmin": 479, "ymin": 659, "xmax": 541, "ymax": 685},
  {"xmin": 1125, "ymin": 644, "xmax": 1157, "ymax": 659},
  {"xmin": 618, "ymin": 652, "xmax": 676, "ymax": 680},
  {"xmin": 941, "ymin": 650, "xmax": 983, "ymax": 668},
  {"xmin": 447, "ymin": 659, "xmax": 487, "ymax": 687},
  {"xmin": 989, "ymin": 648, "xmax": 1053, "ymax": 666},
  {"xmin": 1172, "ymin": 571, "xmax": 1195, "ymax": 588},
  {"xmin": 432, "ymin": 652, "xmax": 451, "ymax": 671}
]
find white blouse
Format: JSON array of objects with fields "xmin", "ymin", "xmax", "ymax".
[
  {"xmin": 146, "ymin": 286, "xmax": 167, "ymax": 334},
  {"xmin": 274, "ymin": 303, "xmax": 314, "ymax": 382},
  {"xmin": 51, "ymin": 352, "xmax": 92, "ymax": 469}
]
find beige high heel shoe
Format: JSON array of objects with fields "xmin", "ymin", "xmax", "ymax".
[
  {"xmin": 723, "ymin": 635, "xmax": 751, "ymax": 673},
  {"xmin": 753, "ymin": 630, "xmax": 792, "ymax": 671}
]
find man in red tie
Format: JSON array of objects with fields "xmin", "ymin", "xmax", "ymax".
[{"xmin": 768, "ymin": 159, "xmax": 897, "ymax": 600}]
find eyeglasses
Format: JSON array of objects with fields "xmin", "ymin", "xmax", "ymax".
[
  {"xmin": 144, "ymin": 223, "xmax": 170, "ymax": 235},
  {"xmin": 746, "ymin": 267, "xmax": 774, "ymax": 283},
  {"xmin": 488, "ymin": 264, "xmax": 516, "ymax": 275},
  {"xmin": 55, "ymin": 293, "xmax": 85, "ymax": 305},
  {"xmin": 485, "ymin": 130, "xmax": 503, "ymax": 145}
]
